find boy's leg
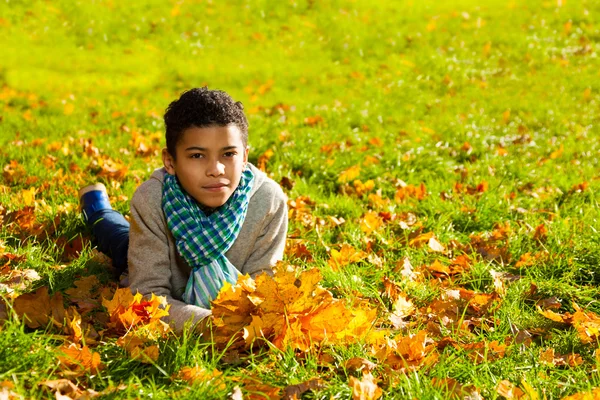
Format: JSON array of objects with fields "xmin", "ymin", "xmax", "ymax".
[
  {"xmin": 80, "ymin": 184, "xmax": 129, "ymax": 277},
  {"xmin": 87, "ymin": 209, "xmax": 130, "ymax": 277}
]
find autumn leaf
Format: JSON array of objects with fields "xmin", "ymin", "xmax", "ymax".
[
  {"xmin": 496, "ymin": 380, "xmax": 527, "ymax": 400},
  {"xmin": 394, "ymin": 183, "xmax": 427, "ymax": 202},
  {"xmin": 304, "ymin": 115, "xmax": 324, "ymax": 126},
  {"xmin": 431, "ymin": 377, "xmax": 479, "ymax": 400},
  {"xmin": 389, "ymin": 294, "xmax": 415, "ymax": 329},
  {"xmin": 282, "ymin": 379, "xmax": 325, "ymax": 399},
  {"xmin": 57, "ymin": 342, "xmax": 103, "ymax": 376},
  {"xmin": 257, "ymin": 148, "xmax": 274, "ymax": 171},
  {"xmin": 338, "ymin": 165, "xmax": 361, "ymax": 183},
  {"xmin": 65, "ymin": 275, "xmax": 101, "ymax": 311},
  {"xmin": 360, "ymin": 211, "xmax": 384, "ymax": 235},
  {"xmin": 212, "ymin": 265, "xmax": 378, "ymax": 351},
  {"xmin": 328, "ymin": 244, "xmax": 367, "ymax": 271},
  {"xmin": 102, "ymin": 288, "xmax": 170, "ymax": 333},
  {"xmin": 116, "ymin": 335, "xmax": 160, "ymax": 363},
  {"xmin": 350, "ymin": 372, "xmax": 382, "ymax": 400},
  {"xmin": 571, "ymin": 304, "xmax": 600, "ymax": 344},
  {"xmin": 345, "ymin": 357, "xmax": 377, "ymax": 373},
  {"xmin": 538, "ymin": 307, "xmax": 567, "ymax": 323},
  {"xmin": 175, "ymin": 366, "xmax": 225, "ymax": 389},
  {"xmin": 372, "ymin": 330, "xmax": 438, "ymax": 372},
  {"xmin": 13, "ymin": 286, "xmax": 65, "ymax": 329},
  {"xmin": 562, "ymin": 388, "xmax": 600, "ymax": 400},
  {"xmin": 539, "ymin": 348, "xmax": 583, "ymax": 367},
  {"xmin": 41, "ymin": 379, "xmax": 99, "ymax": 399}
]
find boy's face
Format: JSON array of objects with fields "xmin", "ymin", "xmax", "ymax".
[{"xmin": 162, "ymin": 125, "xmax": 249, "ymax": 209}]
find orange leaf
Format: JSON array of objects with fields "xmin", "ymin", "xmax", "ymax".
[{"xmin": 57, "ymin": 343, "xmax": 103, "ymax": 376}]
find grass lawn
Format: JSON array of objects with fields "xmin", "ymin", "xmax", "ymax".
[{"xmin": 1, "ymin": 0, "xmax": 600, "ymax": 398}]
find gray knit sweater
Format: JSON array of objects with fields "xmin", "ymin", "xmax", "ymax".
[{"xmin": 127, "ymin": 164, "xmax": 288, "ymax": 332}]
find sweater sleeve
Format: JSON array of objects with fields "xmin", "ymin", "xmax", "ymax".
[
  {"xmin": 241, "ymin": 183, "xmax": 288, "ymax": 278},
  {"xmin": 128, "ymin": 180, "xmax": 211, "ymax": 333}
]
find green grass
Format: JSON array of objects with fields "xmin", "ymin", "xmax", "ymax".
[{"xmin": 2, "ymin": 0, "xmax": 600, "ymax": 398}]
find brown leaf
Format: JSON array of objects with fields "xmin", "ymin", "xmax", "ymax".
[
  {"xmin": 41, "ymin": 379, "xmax": 98, "ymax": 399},
  {"xmin": 345, "ymin": 357, "xmax": 377, "ymax": 373},
  {"xmin": 282, "ymin": 379, "xmax": 325, "ymax": 399},
  {"xmin": 13, "ymin": 286, "xmax": 65, "ymax": 329}
]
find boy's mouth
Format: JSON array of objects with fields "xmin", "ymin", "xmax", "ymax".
[{"xmin": 203, "ymin": 182, "xmax": 229, "ymax": 191}]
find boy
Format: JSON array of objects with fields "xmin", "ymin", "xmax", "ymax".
[{"xmin": 80, "ymin": 88, "xmax": 288, "ymax": 332}]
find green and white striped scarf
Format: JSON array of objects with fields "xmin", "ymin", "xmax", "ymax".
[{"xmin": 161, "ymin": 169, "xmax": 254, "ymax": 308}]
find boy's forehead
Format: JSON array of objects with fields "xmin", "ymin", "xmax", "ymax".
[{"xmin": 177, "ymin": 125, "xmax": 245, "ymax": 146}]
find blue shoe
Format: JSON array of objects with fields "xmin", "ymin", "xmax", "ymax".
[{"xmin": 79, "ymin": 183, "xmax": 112, "ymax": 222}]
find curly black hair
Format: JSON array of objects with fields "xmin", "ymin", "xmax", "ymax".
[{"xmin": 164, "ymin": 87, "xmax": 248, "ymax": 158}]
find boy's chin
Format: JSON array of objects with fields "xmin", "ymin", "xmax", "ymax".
[{"xmin": 195, "ymin": 196, "xmax": 230, "ymax": 210}]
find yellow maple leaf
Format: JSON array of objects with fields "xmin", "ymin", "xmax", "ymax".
[
  {"xmin": 360, "ymin": 211, "xmax": 383, "ymax": 235},
  {"xmin": 338, "ymin": 165, "xmax": 361, "ymax": 183},
  {"xmin": 328, "ymin": 244, "xmax": 367, "ymax": 271}
]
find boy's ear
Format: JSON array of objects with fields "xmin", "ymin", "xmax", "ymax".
[
  {"xmin": 243, "ymin": 147, "xmax": 249, "ymax": 163},
  {"xmin": 162, "ymin": 148, "xmax": 176, "ymax": 175}
]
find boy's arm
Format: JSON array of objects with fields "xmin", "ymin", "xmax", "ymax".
[
  {"xmin": 241, "ymin": 183, "xmax": 288, "ymax": 278},
  {"xmin": 128, "ymin": 180, "xmax": 211, "ymax": 332}
]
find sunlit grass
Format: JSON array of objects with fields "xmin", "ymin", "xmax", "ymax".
[{"xmin": 1, "ymin": 0, "xmax": 600, "ymax": 398}]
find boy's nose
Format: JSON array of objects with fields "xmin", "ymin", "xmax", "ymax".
[{"xmin": 206, "ymin": 160, "xmax": 225, "ymax": 176}]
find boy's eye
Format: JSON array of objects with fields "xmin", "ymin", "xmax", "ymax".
[
  {"xmin": 190, "ymin": 153, "xmax": 204, "ymax": 159},
  {"xmin": 223, "ymin": 151, "xmax": 237, "ymax": 157}
]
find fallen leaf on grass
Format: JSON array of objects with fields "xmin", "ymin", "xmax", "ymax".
[
  {"xmin": 0, "ymin": 268, "xmax": 40, "ymax": 293},
  {"xmin": 372, "ymin": 330, "xmax": 438, "ymax": 372},
  {"xmin": 41, "ymin": 379, "xmax": 99, "ymax": 400},
  {"xmin": 13, "ymin": 286, "xmax": 65, "ymax": 329},
  {"xmin": 345, "ymin": 357, "xmax": 377, "ymax": 373},
  {"xmin": 176, "ymin": 366, "xmax": 225, "ymax": 389},
  {"xmin": 212, "ymin": 264, "xmax": 378, "ymax": 351},
  {"xmin": 328, "ymin": 244, "xmax": 367, "ymax": 271},
  {"xmin": 102, "ymin": 288, "xmax": 170, "ymax": 333},
  {"xmin": 283, "ymin": 379, "xmax": 325, "ymax": 400},
  {"xmin": 389, "ymin": 293, "xmax": 415, "ymax": 330},
  {"xmin": 539, "ymin": 348, "xmax": 583, "ymax": 367},
  {"xmin": 360, "ymin": 211, "xmax": 384, "ymax": 235},
  {"xmin": 562, "ymin": 388, "xmax": 600, "ymax": 400},
  {"xmin": 1, "ymin": 380, "xmax": 20, "ymax": 400},
  {"xmin": 350, "ymin": 372, "xmax": 382, "ymax": 400},
  {"xmin": 57, "ymin": 342, "xmax": 103, "ymax": 376},
  {"xmin": 496, "ymin": 380, "xmax": 527, "ymax": 399},
  {"xmin": 240, "ymin": 377, "xmax": 281, "ymax": 400},
  {"xmin": 538, "ymin": 304, "xmax": 600, "ymax": 344}
]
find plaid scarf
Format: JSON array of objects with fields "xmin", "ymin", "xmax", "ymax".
[{"xmin": 161, "ymin": 169, "xmax": 254, "ymax": 308}]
